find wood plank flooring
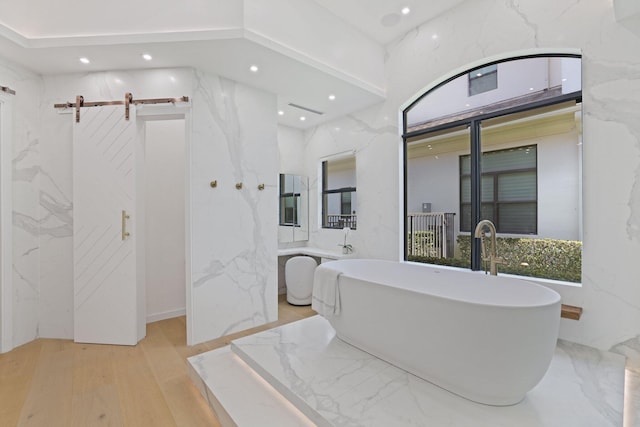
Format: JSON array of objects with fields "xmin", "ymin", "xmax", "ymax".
[{"xmin": 0, "ymin": 296, "xmax": 316, "ymax": 427}]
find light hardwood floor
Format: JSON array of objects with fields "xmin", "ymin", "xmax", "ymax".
[{"xmin": 0, "ymin": 295, "xmax": 316, "ymax": 427}]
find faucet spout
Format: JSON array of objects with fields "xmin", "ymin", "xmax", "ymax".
[{"xmin": 473, "ymin": 220, "xmax": 503, "ymax": 275}]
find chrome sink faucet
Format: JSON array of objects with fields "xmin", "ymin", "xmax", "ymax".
[{"xmin": 473, "ymin": 220, "xmax": 505, "ymax": 276}]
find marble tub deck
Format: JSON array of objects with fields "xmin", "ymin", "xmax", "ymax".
[{"xmin": 188, "ymin": 316, "xmax": 626, "ymax": 426}]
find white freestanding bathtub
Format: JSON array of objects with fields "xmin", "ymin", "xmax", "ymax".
[{"xmin": 313, "ymin": 259, "xmax": 561, "ymax": 406}]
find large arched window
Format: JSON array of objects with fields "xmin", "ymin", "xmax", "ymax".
[{"xmin": 403, "ymin": 54, "xmax": 582, "ymax": 283}]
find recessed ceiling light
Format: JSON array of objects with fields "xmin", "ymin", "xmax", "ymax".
[
  {"xmin": 300, "ymin": 116, "xmax": 306, "ymax": 121},
  {"xmin": 114, "ymin": 78, "xmax": 122, "ymax": 84},
  {"xmin": 250, "ymin": 65, "xmax": 259, "ymax": 73},
  {"xmin": 142, "ymin": 53, "xmax": 152, "ymax": 61},
  {"xmin": 476, "ymin": 73, "xmax": 482, "ymax": 77},
  {"xmin": 562, "ymin": 78, "xmax": 567, "ymax": 82},
  {"xmin": 401, "ymin": 6, "xmax": 411, "ymax": 15},
  {"xmin": 465, "ymin": 103, "xmax": 470, "ymax": 107},
  {"xmin": 79, "ymin": 57, "xmax": 90, "ymax": 64},
  {"xmin": 169, "ymin": 76, "xmax": 176, "ymax": 83},
  {"xmin": 529, "ymin": 87, "xmax": 534, "ymax": 91},
  {"xmin": 278, "ymin": 110, "xmax": 284, "ymax": 116},
  {"xmin": 328, "ymin": 94, "xmax": 336, "ymax": 101},
  {"xmin": 432, "ymin": 34, "xmax": 438, "ymax": 40}
]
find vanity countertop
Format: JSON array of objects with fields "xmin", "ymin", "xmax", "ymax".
[{"xmin": 277, "ymin": 247, "xmax": 350, "ymax": 260}]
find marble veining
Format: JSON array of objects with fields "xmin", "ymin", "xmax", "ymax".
[
  {"xmin": 228, "ymin": 316, "xmax": 624, "ymax": 427},
  {"xmin": 10, "ymin": 70, "xmax": 41, "ymax": 347},
  {"xmin": 296, "ymin": 0, "xmax": 640, "ymax": 356},
  {"xmin": 189, "ymin": 70, "xmax": 278, "ymax": 343},
  {"xmin": 0, "ymin": 0, "xmax": 637, "ymax": 374},
  {"xmin": 611, "ymin": 335, "xmax": 640, "ymax": 369},
  {"xmin": 506, "ymin": 0, "xmax": 540, "ymax": 46}
]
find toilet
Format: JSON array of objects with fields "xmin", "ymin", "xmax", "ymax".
[{"xmin": 285, "ymin": 256, "xmax": 318, "ymax": 305}]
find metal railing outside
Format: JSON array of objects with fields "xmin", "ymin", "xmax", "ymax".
[
  {"xmin": 407, "ymin": 213, "xmax": 456, "ymax": 258},
  {"xmin": 325, "ymin": 214, "xmax": 357, "ymax": 229}
]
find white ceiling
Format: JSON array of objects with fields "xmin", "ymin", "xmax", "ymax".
[
  {"xmin": 0, "ymin": 0, "xmax": 464, "ymax": 129},
  {"xmin": 310, "ymin": 0, "xmax": 466, "ymax": 44}
]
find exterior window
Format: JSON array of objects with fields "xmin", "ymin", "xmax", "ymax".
[
  {"xmin": 469, "ymin": 64, "xmax": 497, "ymax": 96},
  {"xmin": 460, "ymin": 146, "xmax": 537, "ymax": 234},
  {"xmin": 404, "ymin": 55, "xmax": 582, "ymax": 282},
  {"xmin": 322, "ymin": 157, "xmax": 357, "ymax": 229}
]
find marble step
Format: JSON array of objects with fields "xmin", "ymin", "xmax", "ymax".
[
  {"xmin": 189, "ymin": 315, "xmax": 626, "ymax": 426},
  {"xmin": 187, "ymin": 347, "xmax": 315, "ymax": 426},
  {"xmin": 229, "ymin": 316, "xmax": 625, "ymax": 427}
]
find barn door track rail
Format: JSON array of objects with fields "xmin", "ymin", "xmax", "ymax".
[{"xmin": 54, "ymin": 93, "xmax": 189, "ymax": 123}]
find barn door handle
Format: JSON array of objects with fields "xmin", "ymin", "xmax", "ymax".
[{"xmin": 122, "ymin": 210, "xmax": 131, "ymax": 240}]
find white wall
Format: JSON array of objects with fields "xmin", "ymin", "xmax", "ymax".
[
  {"xmin": 189, "ymin": 70, "xmax": 278, "ymax": 344},
  {"xmin": 304, "ymin": 112, "xmax": 400, "ymax": 259},
  {"xmin": 297, "ymin": 0, "xmax": 640, "ymax": 359},
  {"xmin": 0, "ymin": 64, "xmax": 278, "ymax": 350},
  {"xmin": 385, "ymin": 0, "xmax": 640, "ymax": 354},
  {"xmin": 144, "ymin": 119, "xmax": 186, "ymax": 323},
  {"xmin": 0, "ymin": 81, "xmax": 16, "ymax": 353},
  {"xmin": 0, "ymin": 57, "xmax": 42, "ymax": 351}
]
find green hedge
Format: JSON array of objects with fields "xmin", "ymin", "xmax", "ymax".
[
  {"xmin": 409, "ymin": 235, "xmax": 582, "ymax": 282},
  {"xmin": 456, "ymin": 235, "xmax": 582, "ymax": 282},
  {"xmin": 408, "ymin": 230, "xmax": 439, "ymax": 257}
]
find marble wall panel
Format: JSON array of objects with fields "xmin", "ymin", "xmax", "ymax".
[
  {"xmin": 299, "ymin": 0, "xmax": 640, "ymax": 356},
  {"xmin": 36, "ymin": 68, "xmax": 278, "ymax": 345},
  {"xmin": 189, "ymin": 71, "xmax": 278, "ymax": 344},
  {"xmin": 304, "ymin": 107, "xmax": 400, "ymax": 261},
  {"xmin": 0, "ymin": 58, "xmax": 42, "ymax": 349}
]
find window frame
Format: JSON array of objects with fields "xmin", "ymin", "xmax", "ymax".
[
  {"xmin": 321, "ymin": 160, "xmax": 357, "ymax": 230},
  {"xmin": 402, "ymin": 53, "xmax": 582, "ymax": 270}
]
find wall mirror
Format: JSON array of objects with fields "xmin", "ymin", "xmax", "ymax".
[
  {"xmin": 278, "ymin": 174, "xmax": 309, "ymax": 243},
  {"xmin": 321, "ymin": 155, "xmax": 357, "ymax": 230}
]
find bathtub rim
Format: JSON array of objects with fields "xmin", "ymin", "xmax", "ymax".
[{"xmin": 319, "ymin": 258, "xmax": 562, "ymax": 310}]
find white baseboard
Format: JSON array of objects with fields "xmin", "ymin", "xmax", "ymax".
[{"xmin": 147, "ymin": 308, "xmax": 186, "ymax": 324}]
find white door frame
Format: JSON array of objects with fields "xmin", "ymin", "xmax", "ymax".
[
  {"xmin": 136, "ymin": 104, "xmax": 192, "ymax": 340},
  {"xmin": 0, "ymin": 93, "xmax": 14, "ymax": 353}
]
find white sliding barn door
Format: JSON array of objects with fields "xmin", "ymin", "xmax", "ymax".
[{"xmin": 73, "ymin": 105, "xmax": 145, "ymax": 345}]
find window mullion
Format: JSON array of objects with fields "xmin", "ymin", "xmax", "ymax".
[{"xmin": 470, "ymin": 120, "xmax": 482, "ymax": 271}]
